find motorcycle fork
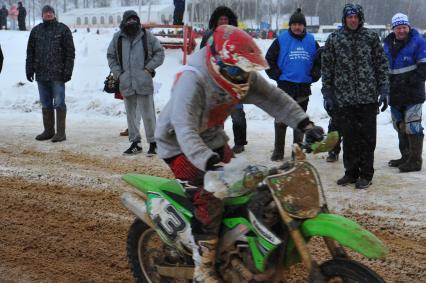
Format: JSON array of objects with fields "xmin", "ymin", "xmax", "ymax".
[{"xmin": 270, "ymin": 192, "xmax": 326, "ymax": 282}]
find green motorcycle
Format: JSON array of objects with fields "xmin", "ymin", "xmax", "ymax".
[{"xmin": 121, "ymin": 133, "xmax": 388, "ymax": 282}]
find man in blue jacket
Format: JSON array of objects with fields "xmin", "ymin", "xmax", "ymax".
[
  {"xmin": 265, "ymin": 8, "xmax": 320, "ymax": 161},
  {"xmin": 384, "ymin": 13, "xmax": 426, "ymax": 172}
]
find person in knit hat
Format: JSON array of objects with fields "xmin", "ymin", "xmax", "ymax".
[
  {"xmin": 26, "ymin": 4, "xmax": 75, "ymax": 143},
  {"xmin": 265, "ymin": 8, "xmax": 321, "ymax": 161},
  {"xmin": 383, "ymin": 13, "xmax": 426, "ymax": 172},
  {"xmin": 321, "ymin": 3, "xmax": 389, "ymax": 189}
]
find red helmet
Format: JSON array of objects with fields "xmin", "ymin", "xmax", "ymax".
[{"xmin": 206, "ymin": 25, "xmax": 269, "ymax": 99}]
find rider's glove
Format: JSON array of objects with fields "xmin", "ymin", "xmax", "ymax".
[{"xmin": 205, "ymin": 154, "xmax": 222, "ymax": 171}]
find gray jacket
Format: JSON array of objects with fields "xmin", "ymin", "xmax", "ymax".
[
  {"xmin": 155, "ymin": 48, "xmax": 308, "ymax": 171},
  {"xmin": 107, "ymin": 29, "xmax": 165, "ymax": 97}
]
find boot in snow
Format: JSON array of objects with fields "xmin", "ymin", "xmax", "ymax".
[
  {"xmin": 35, "ymin": 108, "xmax": 55, "ymax": 141},
  {"xmin": 399, "ymin": 134, "xmax": 423, "ymax": 172},
  {"xmin": 147, "ymin": 142, "xmax": 157, "ymax": 156},
  {"xmin": 271, "ymin": 122, "xmax": 286, "ymax": 161},
  {"xmin": 389, "ymin": 130, "xmax": 409, "ymax": 167},
  {"xmin": 51, "ymin": 108, "xmax": 67, "ymax": 142},
  {"xmin": 193, "ymin": 238, "xmax": 222, "ymax": 283},
  {"xmin": 120, "ymin": 128, "xmax": 129, "ymax": 136}
]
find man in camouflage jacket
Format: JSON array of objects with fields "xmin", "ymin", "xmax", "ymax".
[
  {"xmin": 26, "ymin": 5, "xmax": 75, "ymax": 143},
  {"xmin": 321, "ymin": 3, "xmax": 389, "ymax": 189}
]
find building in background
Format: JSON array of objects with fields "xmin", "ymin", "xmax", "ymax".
[{"xmin": 60, "ymin": 4, "xmax": 173, "ymax": 28}]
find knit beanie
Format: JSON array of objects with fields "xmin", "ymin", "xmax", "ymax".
[
  {"xmin": 289, "ymin": 8, "xmax": 306, "ymax": 26},
  {"xmin": 391, "ymin": 13, "xmax": 410, "ymax": 29},
  {"xmin": 42, "ymin": 5, "xmax": 55, "ymax": 15}
]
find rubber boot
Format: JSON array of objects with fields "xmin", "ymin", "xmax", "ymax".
[
  {"xmin": 51, "ymin": 108, "xmax": 67, "ymax": 142},
  {"xmin": 389, "ymin": 130, "xmax": 409, "ymax": 167},
  {"xmin": 193, "ymin": 238, "xmax": 222, "ymax": 283},
  {"xmin": 35, "ymin": 108, "xmax": 55, "ymax": 141},
  {"xmin": 271, "ymin": 122, "xmax": 286, "ymax": 161},
  {"xmin": 147, "ymin": 142, "xmax": 157, "ymax": 155},
  {"xmin": 399, "ymin": 134, "xmax": 423, "ymax": 172}
]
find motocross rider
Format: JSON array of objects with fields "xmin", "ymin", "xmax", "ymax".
[{"xmin": 154, "ymin": 25, "xmax": 323, "ymax": 283}]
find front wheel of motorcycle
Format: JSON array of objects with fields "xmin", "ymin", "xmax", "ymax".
[
  {"xmin": 127, "ymin": 218, "xmax": 191, "ymax": 283},
  {"xmin": 319, "ymin": 258, "xmax": 386, "ymax": 283}
]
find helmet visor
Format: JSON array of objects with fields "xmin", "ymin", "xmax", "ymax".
[{"xmin": 219, "ymin": 63, "xmax": 250, "ymax": 84}]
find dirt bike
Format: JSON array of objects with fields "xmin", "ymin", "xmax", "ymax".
[{"xmin": 121, "ymin": 132, "xmax": 388, "ymax": 282}]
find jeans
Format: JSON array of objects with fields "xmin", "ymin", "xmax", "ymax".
[{"xmin": 37, "ymin": 81, "xmax": 66, "ymax": 109}]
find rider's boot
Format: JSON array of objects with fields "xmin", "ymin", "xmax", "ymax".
[{"xmin": 193, "ymin": 238, "xmax": 222, "ymax": 283}]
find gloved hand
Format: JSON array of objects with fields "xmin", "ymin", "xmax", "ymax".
[
  {"xmin": 321, "ymin": 88, "xmax": 334, "ymax": 114},
  {"xmin": 305, "ymin": 125, "xmax": 325, "ymax": 145},
  {"xmin": 205, "ymin": 154, "xmax": 222, "ymax": 171},
  {"xmin": 378, "ymin": 85, "xmax": 389, "ymax": 112},
  {"xmin": 26, "ymin": 72, "xmax": 34, "ymax": 82}
]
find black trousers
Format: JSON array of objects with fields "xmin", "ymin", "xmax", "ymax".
[
  {"xmin": 18, "ymin": 19, "xmax": 26, "ymax": 31},
  {"xmin": 173, "ymin": 9, "xmax": 184, "ymax": 25},
  {"xmin": 275, "ymin": 99, "xmax": 309, "ymax": 145},
  {"xmin": 334, "ymin": 103, "xmax": 377, "ymax": 181},
  {"xmin": 328, "ymin": 115, "xmax": 342, "ymax": 155},
  {"xmin": 231, "ymin": 105, "xmax": 247, "ymax": 146}
]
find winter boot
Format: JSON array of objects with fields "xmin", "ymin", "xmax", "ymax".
[
  {"xmin": 389, "ymin": 130, "xmax": 409, "ymax": 167},
  {"xmin": 35, "ymin": 108, "xmax": 55, "ymax": 141},
  {"xmin": 271, "ymin": 123, "xmax": 286, "ymax": 161},
  {"xmin": 147, "ymin": 142, "xmax": 157, "ymax": 156},
  {"xmin": 51, "ymin": 108, "xmax": 67, "ymax": 142},
  {"xmin": 399, "ymin": 134, "xmax": 423, "ymax": 172},
  {"xmin": 120, "ymin": 128, "xmax": 129, "ymax": 136},
  {"xmin": 193, "ymin": 238, "xmax": 222, "ymax": 283},
  {"xmin": 326, "ymin": 151, "xmax": 339, "ymax": 162}
]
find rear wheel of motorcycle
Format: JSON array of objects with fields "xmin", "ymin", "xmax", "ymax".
[{"xmin": 320, "ymin": 258, "xmax": 385, "ymax": 283}]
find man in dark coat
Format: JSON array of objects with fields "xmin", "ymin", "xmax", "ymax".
[
  {"xmin": 199, "ymin": 6, "xmax": 248, "ymax": 154},
  {"xmin": 17, "ymin": 2, "xmax": 26, "ymax": 31},
  {"xmin": 26, "ymin": 5, "xmax": 75, "ymax": 142},
  {"xmin": 0, "ymin": 5, "xmax": 8, "ymax": 29},
  {"xmin": 265, "ymin": 8, "xmax": 320, "ymax": 161},
  {"xmin": 384, "ymin": 13, "xmax": 426, "ymax": 172},
  {"xmin": 173, "ymin": 0, "xmax": 185, "ymax": 25},
  {"xmin": 321, "ymin": 4, "xmax": 389, "ymax": 189}
]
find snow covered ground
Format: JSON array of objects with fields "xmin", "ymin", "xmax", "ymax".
[
  {"xmin": 0, "ymin": 28, "xmax": 425, "ymax": 225},
  {"xmin": 0, "ymin": 29, "xmax": 425, "ymax": 282}
]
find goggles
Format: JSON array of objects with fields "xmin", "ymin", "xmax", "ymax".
[{"xmin": 217, "ymin": 60, "xmax": 250, "ymax": 84}]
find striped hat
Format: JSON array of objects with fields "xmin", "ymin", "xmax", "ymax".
[{"xmin": 391, "ymin": 13, "xmax": 410, "ymax": 29}]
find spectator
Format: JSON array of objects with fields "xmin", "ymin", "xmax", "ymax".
[
  {"xmin": 200, "ymin": 6, "xmax": 248, "ymax": 154},
  {"xmin": 8, "ymin": 4, "xmax": 18, "ymax": 30},
  {"xmin": 0, "ymin": 44, "xmax": 3, "ymax": 73},
  {"xmin": 26, "ymin": 5, "xmax": 75, "ymax": 142},
  {"xmin": 17, "ymin": 1, "xmax": 26, "ymax": 31},
  {"xmin": 107, "ymin": 10, "xmax": 165, "ymax": 155},
  {"xmin": 0, "ymin": 5, "xmax": 8, "ymax": 30},
  {"xmin": 173, "ymin": 0, "xmax": 185, "ymax": 25},
  {"xmin": 321, "ymin": 3, "xmax": 389, "ymax": 189},
  {"xmin": 384, "ymin": 13, "xmax": 426, "ymax": 172},
  {"xmin": 265, "ymin": 8, "xmax": 320, "ymax": 161}
]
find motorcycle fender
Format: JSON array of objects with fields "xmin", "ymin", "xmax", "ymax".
[{"xmin": 301, "ymin": 213, "xmax": 388, "ymax": 259}]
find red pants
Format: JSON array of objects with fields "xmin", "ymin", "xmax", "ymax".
[{"xmin": 166, "ymin": 145, "xmax": 233, "ymax": 236}]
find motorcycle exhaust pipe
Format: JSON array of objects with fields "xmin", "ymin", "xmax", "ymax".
[{"xmin": 120, "ymin": 192, "xmax": 155, "ymax": 228}]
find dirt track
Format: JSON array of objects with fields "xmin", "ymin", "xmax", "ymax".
[{"xmin": 0, "ymin": 142, "xmax": 425, "ymax": 282}]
